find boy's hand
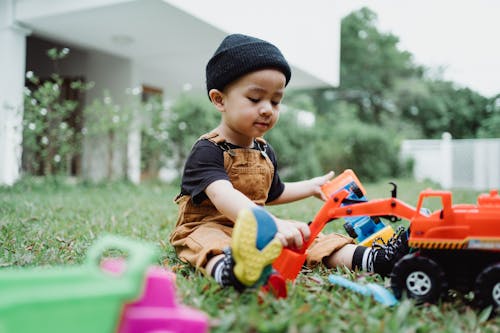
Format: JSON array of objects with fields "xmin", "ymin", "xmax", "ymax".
[
  {"xmin": 274, "ymin": 218, "xmax": 310, "ymax": 249},
  {"xmin": 310, "ymin": 170, "xmax": 334, "ymax": 201}
]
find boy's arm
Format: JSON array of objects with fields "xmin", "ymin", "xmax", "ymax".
[
  {"xmin": 205, "ymin": 179, "xmax": 310, "ymax": 248},
  {"xmin": 205, "ymin": 179, "xmax": 258, "ymax": 222},
  {"xmin": 268, "ymin": 171, "xmax": 334, "ymax": 205}
]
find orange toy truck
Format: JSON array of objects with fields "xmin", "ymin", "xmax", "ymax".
[{"xmin": 273, "ymin": 186, "xmax": 500, "ymax": 308}]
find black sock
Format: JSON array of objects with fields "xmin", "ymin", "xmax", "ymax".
[
  {"xmin": 211, "ymin": 247, "xmax": 246, "ymax": 291},
  {"xmin": 351, "ymin": 246, "xmax": 376, "ymax": 273}
]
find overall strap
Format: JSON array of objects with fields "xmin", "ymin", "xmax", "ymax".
[
  {"xmin": 199, "ymin": 131, "xmax": 235, "ymax": 156},
  {"xmin": 199, "ymin": 131, "xmax": 267, "ymax": 158},
  {"xmin": 199, "ymin": 131, "xmax": 225, "ymax": 144},
  {"xmin": 255, "ymin": 137, "xmax": 267, "ymax": 145},
  {"xmin": 254, "ymin": 137, "xmax": 269, "ymax": 159},
  {"xmin": 200, "ymin": 130, "xmax": 267, "ymax": 146}
]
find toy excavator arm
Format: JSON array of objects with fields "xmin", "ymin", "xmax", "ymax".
[
  {"xmin": 305, "ymin": 190, "xmax": 417, "ymax": 249},
  {"xmin": 273, "ymin": 189, "xmax": 419, "ymax": 281},
  {"xmin": 326, "ymin": 191, "xmax": 419, "ymax": 224}
]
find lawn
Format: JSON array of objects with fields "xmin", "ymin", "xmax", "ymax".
[{"xmin": 0, "ymin": 177, "xmax": 498, "ymax": 332}]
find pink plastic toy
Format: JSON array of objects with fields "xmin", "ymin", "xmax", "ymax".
[{"xmin": 102, "ymin": 259, "xmax": 208, "ymax": 333}]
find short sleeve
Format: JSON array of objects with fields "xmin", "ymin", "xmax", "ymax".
[
  {"xmin": 265, "ymin": 143, "xmax": 285, "ymax": 203},
  {"xmin": 180, "ymin": 140, "xmax": 229, "ymax": 204}
]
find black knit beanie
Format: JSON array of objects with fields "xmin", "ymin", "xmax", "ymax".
[{"xmin": 206, "ymin": 34, "xmax": 292, "ymax": 94}]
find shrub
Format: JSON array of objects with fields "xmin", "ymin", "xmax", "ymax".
[
  {"xmin": 140, "ymin": 95, "xmax": 171, "ymax": 178},
  {"xmin": 266, "ymin": 108, "xmax": 323, "ymax": 181},
  {"xmin": 166, "ymin": 94, "xmax": 218, "ymax": 172},
  {"xmin": 22, "ymin": 48, "xmax": 93, "ymax": 176},
  {"xmin": 313, "ymin": 105, "xmax": 407, "ymax": 182}
]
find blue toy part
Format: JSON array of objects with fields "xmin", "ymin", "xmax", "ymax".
[
  {"xmin": 253, "ymin": 206, "xmax": 278, "ymax": 250},
  {"xmin": 340, "ymin": 181, "xmax": 387, "ymax": 244},
  {"xmin": 328, "ymin": 274, "xmax": 398, "ymax": 307}
]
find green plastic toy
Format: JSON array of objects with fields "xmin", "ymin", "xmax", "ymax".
[{"xmin": 0, "ymin": 235, "xmax": 158, "ymax": 333}]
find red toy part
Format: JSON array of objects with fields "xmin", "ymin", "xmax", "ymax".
[
  {"xmin": 273, "ymin": 190, "xmax": 350, "ymax": 280},
  {"xmin": 320, "ymin": 169, "xmax": 367, "ymax": 197},
  {"xmin": 410, "ymin": 188, "xmax": 500, "ymax": 251},
  {"xmin": 260, "ymin": 271, "xmax": 287, "ymax": 299}
]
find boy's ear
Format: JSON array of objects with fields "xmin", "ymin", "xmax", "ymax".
[{"xmin": 209, "ymin": 89, "xmax": 225, "ymax": 111}]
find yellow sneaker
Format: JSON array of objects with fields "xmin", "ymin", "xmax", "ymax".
[{"xmin": 232, "ymin": 207, "xmax": 283, "ymax": 287}]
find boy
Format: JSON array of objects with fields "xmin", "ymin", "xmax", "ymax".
[{"xmin": 170, "ymin": 34, "xmax": 409, "ymax": 291}]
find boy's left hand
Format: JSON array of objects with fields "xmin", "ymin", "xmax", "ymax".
[
  {"xmin": 274, "ymin": 218, "xmax": 310, "ymax": 249},
  {"xmin": 310, "ymin": 171, "xmax": 334, "ymax": 201}
]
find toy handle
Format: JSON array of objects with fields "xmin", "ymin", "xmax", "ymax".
[{"xmin": 86, "ymin": 235, "xmax": 158, "ymax": 280}]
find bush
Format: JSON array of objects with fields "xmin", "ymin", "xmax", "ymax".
[
  {"xmin": 266, "ymin": 108, "xmax": 323, "ymax": 181},
  {"xmin": 140, "ymin": 95, "xmax": 170, "ymax": 178},
  {"xmin": 477, "ymin": 95, "xmax": 500, "ymax": 138},
  {"xmin": 166, "ymin": 94, "xmax": 219, "ymax": 172},
  {"xmin": 313, "ymin": 105, "xmax": 407, "ymax": 182},
  {"xmin": 331, "ymin": 123, "xmax": 401, "ymax": 181},
  {"xmin": 22, "ymin": 48, "xmax": 93, "ymax": 176}
]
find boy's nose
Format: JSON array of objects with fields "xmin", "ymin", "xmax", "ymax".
[{"xmin": 259, "ymin": 102, "xmax": 273, "ymax": 115}]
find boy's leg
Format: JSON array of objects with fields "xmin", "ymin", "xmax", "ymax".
[
  {"xmin": 350, "ymin": 226, "xmax": 410, "ymax": 277},
  {"xmin": 210, "ymin": 206, "xmax": 283, "ymax": 290},
  {"xmin": 206, "ymin": 254, "xmax": 225, "ymax": 276},
  {"xmin": 306, "ymin": 232, "xmax": 355, "ymax": 268},
  {"xmin": 323, "ymin": 244, "xmax": 357, "ymax": 269}
]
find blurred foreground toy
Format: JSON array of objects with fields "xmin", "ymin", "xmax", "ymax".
[
  {"xmin": 328, "ymin": 274, "xmax": 398, "ymax": 307},
  {"xmin": 101, "ymin": 259, "xmax": 208, "ymax": 333},
  {"xmin": 0, "ymin": 235, "xmax": 208, "ymax": 333}
]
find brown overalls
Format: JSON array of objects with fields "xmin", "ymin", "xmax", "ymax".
[{"xmin": 169, "ymin": 131, "xmax": 353, "ymax": 273}]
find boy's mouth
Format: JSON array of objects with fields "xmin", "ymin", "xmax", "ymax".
[{"xmin": 254, "ymin": 122, "xmax": 270, "ymax": 129}]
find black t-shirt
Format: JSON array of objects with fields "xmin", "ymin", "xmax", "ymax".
[{"xmin": 180, "ymin": 139, "xmax": 285, "ymax": 204}]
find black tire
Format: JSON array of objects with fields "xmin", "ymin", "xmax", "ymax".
[
  {"xmin": 391, "ymin": 253, "xmax": 447, "ymax": 304},
  {"xmin": 343, "ymin": 222, "xmax": 358, "ymax": 238},
  {"xmin": 474, "ymin": 263, "xmax": 500, "ymax": 310}
]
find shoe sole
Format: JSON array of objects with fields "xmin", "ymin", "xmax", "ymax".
[{"xmin": 232, "ymin": 208, "xmax": 283, "ymax": 286}]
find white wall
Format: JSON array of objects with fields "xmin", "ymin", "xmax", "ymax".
[
  {"xmin": 0, "ymin": 0, "xmax": 30, "ymax": 186},
  {"xmin": 401, "ymin": 136, "xmax": 500, "ymax": 190},
  {"xmin": 15, "ymin": 0, "xmax": 132, "ymax": 21},
  {"xmin": 82, "ymin": 50, "xmax": 135, "ymax": 182}
]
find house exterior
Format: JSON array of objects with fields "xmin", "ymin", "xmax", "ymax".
[{"xmin": 0, "ymin": 0, "xmax": 344, "ymax": 186}]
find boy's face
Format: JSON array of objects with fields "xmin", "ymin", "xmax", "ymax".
[{"xmin": 210, "ymin": 68, "xmax": 286, "ymax": 147}]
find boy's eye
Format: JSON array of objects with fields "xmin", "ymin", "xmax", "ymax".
[{"xmin": 248, "ymin": 97, "xmax": 281, "ymax": 106}]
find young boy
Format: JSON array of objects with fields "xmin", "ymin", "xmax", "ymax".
[{"xmin": 170, "ymin": 33, "xmax": 409, "ymax": 291}]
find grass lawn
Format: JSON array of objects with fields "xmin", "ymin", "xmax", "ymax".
[{"xmin": 0, "ymin": 177, "xmax": 498, "ymax": 332}]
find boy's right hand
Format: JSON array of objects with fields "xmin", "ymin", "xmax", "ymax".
[{"xmin": 274, "ymin": 218, "xmax": 310, "ymax": 249}]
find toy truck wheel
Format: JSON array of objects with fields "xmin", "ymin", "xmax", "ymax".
[
  {"xmin": 474, "ymin": 263, "xmax": 500, "ymax": 310},
  {"xmin": 343, "ymin": 222, "xmax": 358, "ymax": 238},
  {"xmin": 390, "ymin": 253, "xmax": 446, "ymax": 304}
]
